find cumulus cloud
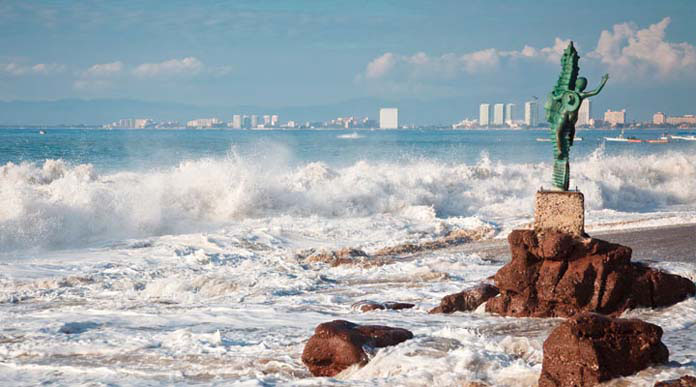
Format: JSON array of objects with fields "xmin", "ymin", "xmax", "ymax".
[
  {"xmin": 83, "ymin": 61, "xmax": 123, "ymax": 77},
  {"xmin": 1, "ymin": 62, "xmax": 64, "ymax": 76},
  {"xmin": 132, "ymin": 57, "xmax": 203, "ymax": 78},
  {"xmin": 359, "ymin": 39, "xmax": 570, "ymax": 81},
  {"xmin": 589, "ymin": 17, "xmax": 696, "ymax": 78}
]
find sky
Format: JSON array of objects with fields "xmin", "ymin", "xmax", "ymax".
[{"xmin": 1, "ymin": 0, "xmax": 695, "ymax": 124}]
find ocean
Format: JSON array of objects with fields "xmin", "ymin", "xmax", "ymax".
[{"xmin": 1, "ymin": 128, "xmax": 695, "ymax": 385}]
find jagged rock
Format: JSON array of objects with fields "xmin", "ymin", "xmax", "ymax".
[
  {"xmin": 351, "ymin": 300, "xmax": 415, "ymax": 312},
  {"xmin": 301, "ymin": 320, "xmax": 413, "ymax": 377},
  {"xmin": 429, "ymin": 283, "xmax": 499, "ymax": 314},
  {"xmin": 655, "ymin": 375, "xmax": 696, "ymax": 387},
  {"xmin": 539, "ymin": 313, "xmax": 669, "ymax": 387},
  {"xmin": 486, "ymin": 230, "xmax": 695, "ymax": 317}
]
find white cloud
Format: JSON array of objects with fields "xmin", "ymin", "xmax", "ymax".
[
  {"xmin": 132, "ymin": 57, "xmax": 203, "ymax": 78},
  {"xmin": 589, "ymin": 17, "xmax": 696, "ymax": 78},
  {"xmin": 83, "ymin": 61, "xmax": 123, "ymax": 77},
  {"xmin": 365, "ymin": 52, "xmax": 396, "ymax": 79},
  {"xmin": 1, "ymin": 62, "xmax": 64, "ymax": 76},
  {"xmin": 359, "ymin": 39, "xmax": 568, "ymax": 81}
]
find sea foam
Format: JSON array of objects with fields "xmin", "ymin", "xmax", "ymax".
[{"xmin": 1, "ymin": 147, "xmax": 695, "ymax": 252}]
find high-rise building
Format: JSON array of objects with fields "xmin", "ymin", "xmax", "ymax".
[
  {"xmin": 479, "ymin": 104, "xmax": 490, "ymax": 126},
  {"xmin": 250, "ymin": 115, "xmax": 258, "ymax": 128},
  {"xmin": 186, "ymin": 118, "xmax": 223, "ymax": 128},
  {"xmin": 577, "ymin": 99, "xmax": 591, "ymax": 126},
  {"xmin": 493, "ymin": 103, "xmax": 504, "ymax": 126},
  {"xmin": 524, "ymin": 101, "xmax": 538, "ymax": 127},
  {"xmin": 232, "ymin": 114, "xmax": 242, "ymax": 129},
  {"xmin": 379, "ymin": 108, "xmax": 398, "ymax": 129},
  {"xmin": 242, "ymin": 115, "xmax": 251, "ymax": 129},
  {"xmin": 604, "ymin": 109, "xmax": 626, "ymax": 126},
  {"xmin": 505, "ymin": 103, "xmax": 515, "ymax": 124},
  {"xmin": 652, "ymin": 112, "xmax": 666, "ymax": 125},
  {"xmin": 271, "ymin": 115, "xmax": 279, "ymax": 127},
  {"xmin": 263, "ymin": 115, "xmax": 271, "ymax": 126}
]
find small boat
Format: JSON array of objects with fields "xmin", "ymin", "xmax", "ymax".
[
  {"xmin": 39, "ymin": 130, "xmax": 46, "ymax": 134},
  {"xmin": 671, "ymin": 135, "xmax": 696, "ymax": 141},
  {"xmin": 646, "ymin": 138, "xmax": 668, "ymax": 144},
  {"xmin": 604, "ymin": 129, "xmax": 642, "ymax": 143}
]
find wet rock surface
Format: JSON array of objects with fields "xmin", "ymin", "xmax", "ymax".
[
  {"xmin": 539, "ymin": 313, "xmax": 669, "ymax": 387},
  {"xmin": 301, "ymin": 320, "xmax": 414, "ymax": 377},
  {"xmin": 429, "ymin": 283, "xmax": 499, "ymax": 314},
  {"xmin": 654, "ymin": 375, "xmax": 696, "ymax": 387},
  {"xmin": 486, "ymin": 230, "xmax": 695, "ymax": 317},
  {"xmin": 351, "ymin": 300, "xmax": 415, "ymax": 312}
]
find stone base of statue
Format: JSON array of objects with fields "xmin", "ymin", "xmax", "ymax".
[{"xmin": 534, "ymin": 190, "xmax": 585, "ymax": 236}]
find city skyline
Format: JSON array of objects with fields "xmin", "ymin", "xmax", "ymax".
[{"xmin": 1, "ymin": 2, "xmax": 695, "ymax": 124}]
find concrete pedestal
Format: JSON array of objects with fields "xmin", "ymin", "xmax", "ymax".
[{"xmin": 534, "ymin": 190, "xmax": 585, "ymax": 236}]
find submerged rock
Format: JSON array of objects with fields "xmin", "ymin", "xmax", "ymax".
[
  {"xmin": 486, "ymin": 230, "xmax": 695, "ymax": 317},
  {"xmin": 301, "ymin": 320, "xmax": 413, "ymax": 377},
  {"xmin": 539, "ymin": 313, "xmax": 669, "ymax": 387},
  {"xmin": 351, "ymin": 300, "xmax": 415, "ymax": 312},
  {"xmin": 655, "ymin": 375, "xmax": 696, "ymax": 386},
  {"xmin": 429, "ymin": 283, "xmax": 499, "ymax": 314}
]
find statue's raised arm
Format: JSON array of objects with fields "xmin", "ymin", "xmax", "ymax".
[{"xmin": 580, "ymin": 74, "xmax": 609, "ymax": 98}]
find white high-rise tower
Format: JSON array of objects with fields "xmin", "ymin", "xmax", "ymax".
[
  {"xmin": 524, "ymin": 101, "xmax": 538, "ymax": 127},
  {"xmin": 479, "ymin": 104, "xmax": 490, "ymax": 126},
  {"xmin": 493, "ymin": 104, "xmax": 504, "ymax": 126},
  {"xmin": 379, "ymin": 108, "xmax": 398, "ymax": 129},
  {"xmin": 577, "ymin": 99, "xmax": 591, "ymax": 126}
]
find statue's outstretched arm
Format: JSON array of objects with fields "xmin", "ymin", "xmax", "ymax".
[{"xmin": 581, "ymin": 74, "xmax": 609, "ymax": 98}]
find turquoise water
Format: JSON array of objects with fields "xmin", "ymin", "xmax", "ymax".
[{"xmin": 2, "ymin": 128, "xmax": 694, "ymax": 172}]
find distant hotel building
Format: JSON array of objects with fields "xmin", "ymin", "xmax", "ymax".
[
  {"xmin": 524, "ymin": 101, "xmax": 538, "ymax": 127},
  {"xmin": 231, "ymin": 114, "xmax": 242, "ymax": 129},
  {"xmin": 187, "ymin": 118, "xmax": 223, "ymax": 128},
  {"xmin": 577, "ymin": 99, "xmax": 591, "ymax": 126},
  {"xmin": 604, "ymin": 109, "xmax": 626, "ymax": 126},
  {"xmin": 379, "ymin": 108, "xmax": 398, "ymax": 129},
  {"xmin": 652, "ymin": 112, "xmax": 666, "ymax": 125},
  {"xmin": 493, "ymin": 103, "xmax": 504, "ymax": 126},
  {"xmin": 666, "ymin": 114, "xmax": 696, "ymax": 125},
  {"xmin": 479, "ymin": 104, "xmax": 490, "ymax": 126},
  {"xmin": 505, "ymin": 103, "xmax": 515, "ymax": 125},
  {"xmin": 107, "ymin": 118, "xmax": 153, "ymax": 129}
]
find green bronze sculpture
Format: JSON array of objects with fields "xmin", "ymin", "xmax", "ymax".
[{"xmin": 544, "ymin": 41, "xmax": 608, "ymax": 191}]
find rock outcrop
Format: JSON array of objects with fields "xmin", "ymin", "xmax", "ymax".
[
  {"xmin": 655, "ymin": 375, "xmax": 696, "ymax": 387},
  {"xmin": 351, "ymin": 300, "xmax": 415, "ymax": 312},
  {"xmin": 429, "ymin": 283, "xmax": 499, "ymax": 314},
  {"xmin": 301, "ymin": 320, "xmax": 413, "ymax": 377},
  {"xmin": 539, "ymin": 313, "xmax": 669, "ymax": 387},
  {"xmin": 486, "ymin": 230, "xmax": 695, "ymax": 317}
]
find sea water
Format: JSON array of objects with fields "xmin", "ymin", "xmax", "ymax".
[{"xmin": 1, "ymin": 128, "xmax": 695, "ymax": 385}]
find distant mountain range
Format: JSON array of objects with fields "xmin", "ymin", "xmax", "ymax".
[{"xmin": 0, "ymin": 97, "xmax": 482, "ymax": 126}]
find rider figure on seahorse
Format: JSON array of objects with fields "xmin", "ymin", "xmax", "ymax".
[{"xmin": 544, "ymin": 41, "xmax": 608, "ymax": 191}]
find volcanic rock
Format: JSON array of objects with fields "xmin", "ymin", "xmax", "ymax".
[
  {"xmin": 486, "ymin": 230, "xmax": 695, "ymax": 317},
  {"xmin": 351, "ymin": 300, "xmax": 415, "ymax": 312},
  {"xmin": 301, "ymin": 320, "xmax": 413, "ymax": 377},
  {"xmin": 429, "ymin": 283, "xmax": 499, "ymax": 314},
  {"xmin": 655, "ymin": 375, "xmax": 696, "ymax": 387},
  {"xmin": 539, "ymin": 313, "xmax": 669, "ymax": 387}
]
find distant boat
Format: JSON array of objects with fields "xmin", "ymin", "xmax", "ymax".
[
  {"xmin": 604, "ymin": 130, "xmax": 641, "ymax": 143},
  {"xmin": 38, "ymin": 130, "xmax": 46, "ymax": 134},
  {"xmin": 671, "ymin": 135, "xmax": 696, "ymax": 141},
  {"xmin": 337, "ymin": 132, "xmax": 364, "ymax": 139}
]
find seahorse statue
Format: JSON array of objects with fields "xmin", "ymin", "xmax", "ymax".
[{"xmin": 544, "ymin": 41, "xmax": 608, "ymax": 191}]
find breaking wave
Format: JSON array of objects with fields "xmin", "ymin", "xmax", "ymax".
[{"xmin": 1, "ymin": 147, "xmax": 695, "ymax": 252}]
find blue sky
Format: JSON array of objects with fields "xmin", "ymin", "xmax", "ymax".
[{"xmin": 1, "ymin": 0, "xmax": 695, "ymax": 122}]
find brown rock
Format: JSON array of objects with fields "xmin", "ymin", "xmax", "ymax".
[
  {"xmin": 486, "ymin": 230, "xmax": 695, "ymax": 318},
  {"xmin": 429, "ymin": 283, "xmax": 499, "ymax": 314},
  {"xmin": 351, "ymin": 300, "xmax": 415, "ymax": 312},
  {"xmin": 655, "ymin": 375, "xmax": 696, "ymax": 387},
  {"xmin": 539, "ymin": 313, "xmax": 669, "ymax": 387},
  {"xmin": 301, "ymin": 320, "xmax": 413, "ymax": 377}
]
